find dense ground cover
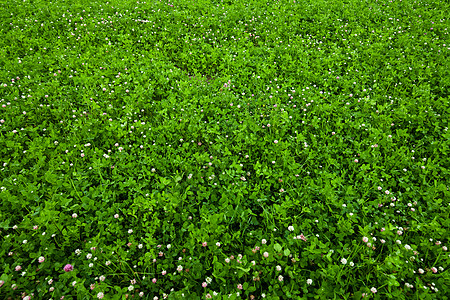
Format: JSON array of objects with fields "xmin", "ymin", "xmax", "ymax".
[{"xmin": 0, "ymin": 0, "xmax": 449, "ymax": 298}]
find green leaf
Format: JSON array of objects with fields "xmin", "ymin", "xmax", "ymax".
[{"xmin": 274, "ymin": 243, "xmax": 282, "ymax": 252}]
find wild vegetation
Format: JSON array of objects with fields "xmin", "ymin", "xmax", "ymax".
[{"xmin": 0, "ymin": 0, "xmax": 449, "ymax": 299}]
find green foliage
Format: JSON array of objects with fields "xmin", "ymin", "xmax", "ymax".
[{"xmin": 0, "ymin": 0, "xmax": 449, "ymax": 298}]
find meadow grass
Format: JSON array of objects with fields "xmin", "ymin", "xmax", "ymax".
[{"xmin": 0, "ymin": 0, "xmax": 449, "ymax": 299}]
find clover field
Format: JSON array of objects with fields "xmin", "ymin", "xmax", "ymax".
[{"xmin": 0, "ymin": 0, "xmax": 449, "ymax": 299}]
